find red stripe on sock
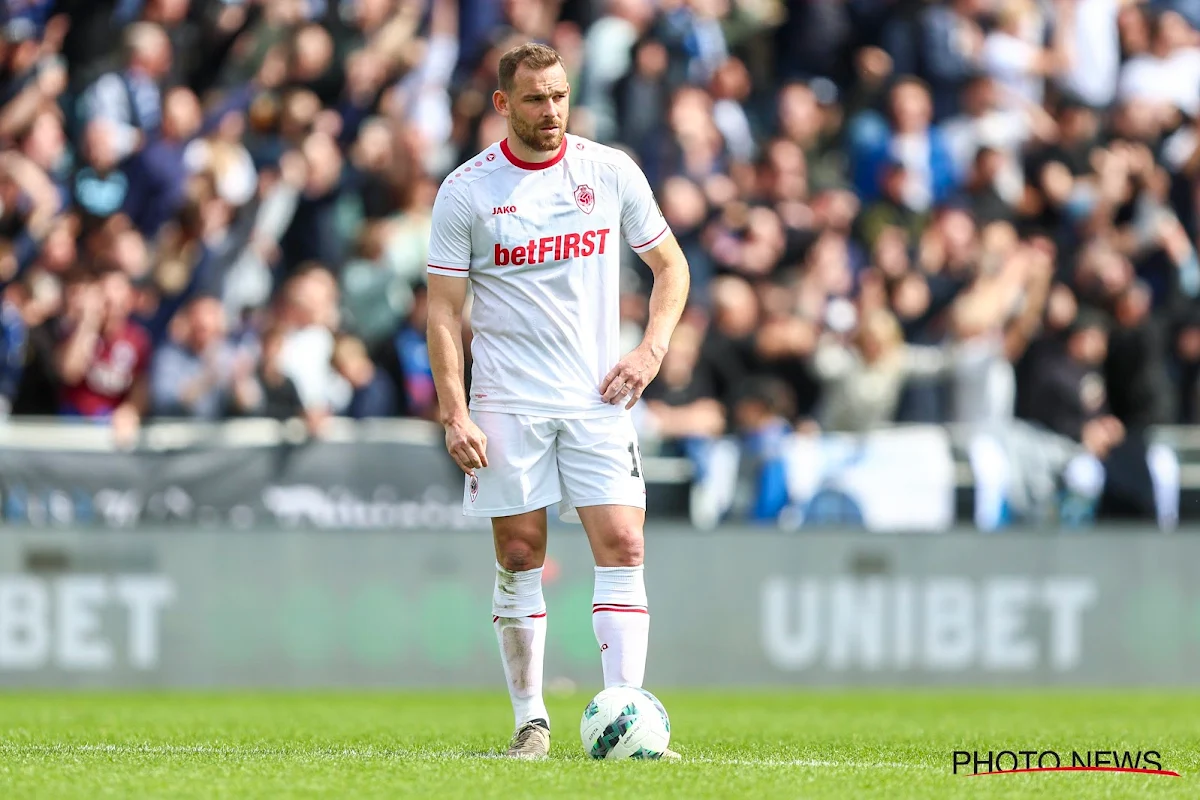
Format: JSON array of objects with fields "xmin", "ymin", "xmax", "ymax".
[
  {"xmin": 592, "ymin": 606, "xmax": 648, "ymax": 614},
  {"xmin": 592, "ymin": 603, "xmax": 646, "ymax": 608}
]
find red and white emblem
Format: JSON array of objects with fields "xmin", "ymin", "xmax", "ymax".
[
  {"xmin": 574, "ymin": 184, "xmax": 595, "ymax": 214},
  {"xmin": 469, "ymin": 475, "xmax": 479, "ymax": 502}
]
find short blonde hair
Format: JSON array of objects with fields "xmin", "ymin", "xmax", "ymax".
[{"xmin": 498, "ymin": 43, "xmax": 564, "ymax": 93}]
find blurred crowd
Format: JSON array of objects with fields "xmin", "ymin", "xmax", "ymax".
[{"xmin": 1, "ymin": 0, "xmax": 1199, "ymax": 525}]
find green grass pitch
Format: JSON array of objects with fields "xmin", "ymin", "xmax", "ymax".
[{"xmin": 0, "ymin": 691, "xmax": 1197, "ymax": 799}]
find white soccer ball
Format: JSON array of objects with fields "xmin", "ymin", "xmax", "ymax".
[{"xmin": 579, "ymin": 685, "xmax": 671, "ymax": 760}]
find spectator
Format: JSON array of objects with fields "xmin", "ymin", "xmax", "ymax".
[
  {"xmin": 812, "ymin": 307, "xmax": 949, "ymax": 432},
  {"xmin": 731, "ymin": 376, "xmax": 796, "ymax": 523},
  {"xmin": 226, "ymin": 324, "xmax": 304, "ymax": 423},
  {"xmin": 78, "ymin": 22, "xmax": 173, "ymax": 160},
  {"xmin": 920, "ymin": 0, "xmax": 986, "ymax": 120},
  {"xmin": 275, "ymin": 264, "xmax": 349, "ymax": 418},
  {"xmin": 121, "ymin": 87, "xmax": 203, "ymax": 239},
  {"xmin": 71, "ymin": 119, "xmax": 131, "ymax": 233},
  {"xmin": 331, "ymin": 332, "xmax": 396, "ymax": 419},
  {"xmin": 697, "ymin": 275, "xmax": 759, "ymax": 412},
  {"xmin": 776, "ymin": 80, "xmax": 846, "ymax": 194},
  {"xmin": 941, "ymin": 74, "xmax": 1055, "ymax": 208},
  {"xmin": 11, "ymin": 268, "xmax": 69, "ymax": 417},
  {"xmin": 1056, "ymin": 0, "xmax": 1121, "ymax": 109},
  {"xmin": 1177, "ymin": 308, "xmax": 1200, "ymax": 423},
  {"xmin": 981, "ymin": 0, "xmax": 1071, "ymax": 110},
  {"xmin": 0, "ymin": 0, "xmax": 1193, "ymax": 532},
  {"xmin": 376, "ymin": 279, "xmax": 436, "ymax": 420},
  {"xmin": 150, "ymin": 294, "xmax": 247, "ymax": 420},
  {"xmin": 639, "ymin": 319, "xmax": 726, "ymax": 464},
  {"xmin": 0, "ymin": 280, "xmax": 27, "ymax": 417},
  {"xmin": 1117, "ymin": 10, "xmax": 1200, "ymax": 120},
  {"xmin": 55, "ymin": 269, "xmax": 150, "ymax": 445},
  {"xmin": 851, "ymin": 78, "xmax": 958, "ymax": 211},
  {"xmin": 278, "ymin": 131, "xmax": 346, "ymax": 275}
]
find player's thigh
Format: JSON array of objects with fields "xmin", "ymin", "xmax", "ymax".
[
  {"xmin": 556, "ymin": 414, "xmax": 647, "ymax": 562},
  {"xmin": 575, "ymin": 503, "xmax": 646, "ymax": 566},
  {"xmin": 464, "ymin": 411, "xmax": 561, "ymax": 519},
  {"xmin": 555, "ymin": 414, "xmax": 647, "ymax": 507}
]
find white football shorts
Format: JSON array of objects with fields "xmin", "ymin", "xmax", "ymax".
[{"xmin": 462, "ymin": 410, "xmax": 647, "ymax": 522}]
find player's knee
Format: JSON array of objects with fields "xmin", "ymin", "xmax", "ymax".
[
  {"xmin": 605, "ymin": 527, "xmax": 644, "ymax": 566},
  {"xmin": 497, "ymin": 540, "xmax": 542, "ymax": 572}
]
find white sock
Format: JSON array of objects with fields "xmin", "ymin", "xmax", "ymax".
[
  {"xmin": 492, "ymin": 562, "xmax": 549, "ymax": 728},
  {"xmin": 592, "ymin": 565, "xmax": 650, "ymax": 688}
]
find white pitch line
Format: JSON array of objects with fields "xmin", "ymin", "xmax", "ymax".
[
  {"xmin": 0, "ymin": 743, "xmax": 935, "ymax": 771},
  {"xmin": 0, "ymin": 745, "xmax": 394, "ymax": 757}
]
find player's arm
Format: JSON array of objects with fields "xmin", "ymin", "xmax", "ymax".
[
  {"xmin": 427, "ymin": 275, "xmax": 488, "ymax": 475},
  {"xmin": 600, "ymin": 235, "xmax": 691, "ymax": 409},
  {"xmin": 601, "ymin": 158, "xmax": 691, "ymax": 409},
  {"xmin": 425, "ymin": 179, "xmax": 488, "ymax": 475},
  {"xmin": 637, "ymin": 234, "xmax": 691, "ymax": 359},
  {"xmin": 427, "ymin": 274, "xmax": 470, "ymax": 425}
]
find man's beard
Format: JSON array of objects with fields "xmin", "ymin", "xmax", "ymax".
[{"xmin": 511, "ymin": 110, "xmax": 567, "ymax": 152}]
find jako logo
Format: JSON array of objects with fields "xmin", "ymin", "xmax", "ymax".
[
  {"xmin": 493, "ymin": 205, "xmax": 517, "ymax": 215},
  {"xmin": 494, "ymin": 229, "xmax": 610, "ymax": 266}
]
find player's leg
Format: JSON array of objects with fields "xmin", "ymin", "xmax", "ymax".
[
  {"xmin": 556, "ymin": 415, "xmax": 651, "ymax": 689},
  {"xmin": 492, "ymin": 509, "xmax": 552, "ymax": 758},
  {"xmin": 576, "ymin": 503, "xmax": 651, "ymax": 689},
  {"xmin": 464, "ymin": 411, "xmax": 560, "ymax": 758},
  {"xmin": 560, "ymin": 416, "xmax": 683, "ymax": 760}
]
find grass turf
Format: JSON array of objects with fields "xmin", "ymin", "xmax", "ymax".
[{"xmin": 0, "ymin": 691, "xmax": 1196, "ymax": 799}]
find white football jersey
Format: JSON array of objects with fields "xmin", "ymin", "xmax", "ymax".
[{"xmin": 427, "ymin": 134, "xmax": 671, "ymax": 419}]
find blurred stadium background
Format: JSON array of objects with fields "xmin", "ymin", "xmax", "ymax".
[{"xmin": 2, "ymin": 0, "xmax": 1200, "ymax": 753}]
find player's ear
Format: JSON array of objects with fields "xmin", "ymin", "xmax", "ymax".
[{"xmin": 493, "ymin": 89, "xmax": 508, "ymax": 117}]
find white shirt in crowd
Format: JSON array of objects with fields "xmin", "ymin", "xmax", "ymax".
[
  {"xmin": 1119, "ymin": 46, "xmax": 1200, "ymax": 117},
  {"xmin": 982, "ymin": 31, "xmax": 1045, "ymax": 108},
  {"xmin": 1056, "ymin": 0, "xmax": 1121, "ymax": 108}
]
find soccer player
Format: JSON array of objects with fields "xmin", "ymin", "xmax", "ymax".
[{"xmin": 426, "ymin": 43, "xmax": 690, "ymax": 760}]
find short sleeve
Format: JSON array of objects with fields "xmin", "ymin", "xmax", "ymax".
[
  {"xmin": 427, "ymin": 179, "xmax": 474, "ymax": 278},
  {"xmin": 618, "ymin": 154, "xmax": 671, "ymax": 253}
]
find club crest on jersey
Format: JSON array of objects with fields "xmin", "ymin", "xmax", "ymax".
[{"xmin": 574, "ymin": 184, "xmax": 595, "ymax": 214}]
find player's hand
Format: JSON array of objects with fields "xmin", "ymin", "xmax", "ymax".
[
  {"xmin": 600, "ymin": 343, "xmax": 664, "ymax": 410},
  {"xmin": 444, "ymin": 417, "xmax": 488, "ymax": 476}
]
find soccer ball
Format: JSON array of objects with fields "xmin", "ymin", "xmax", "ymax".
[{"xmin": 579, "ymin": 685, "xmax": 671, "ymax": 760}]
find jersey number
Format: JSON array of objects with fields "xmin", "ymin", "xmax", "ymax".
[{"xmin": 628, "ymin": 443, "xmax": 641, "ymax": 478}]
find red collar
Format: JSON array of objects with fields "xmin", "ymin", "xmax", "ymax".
[{"xmin": 500, "ymin": 136, "xmax": 567, "ymax": 170}]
